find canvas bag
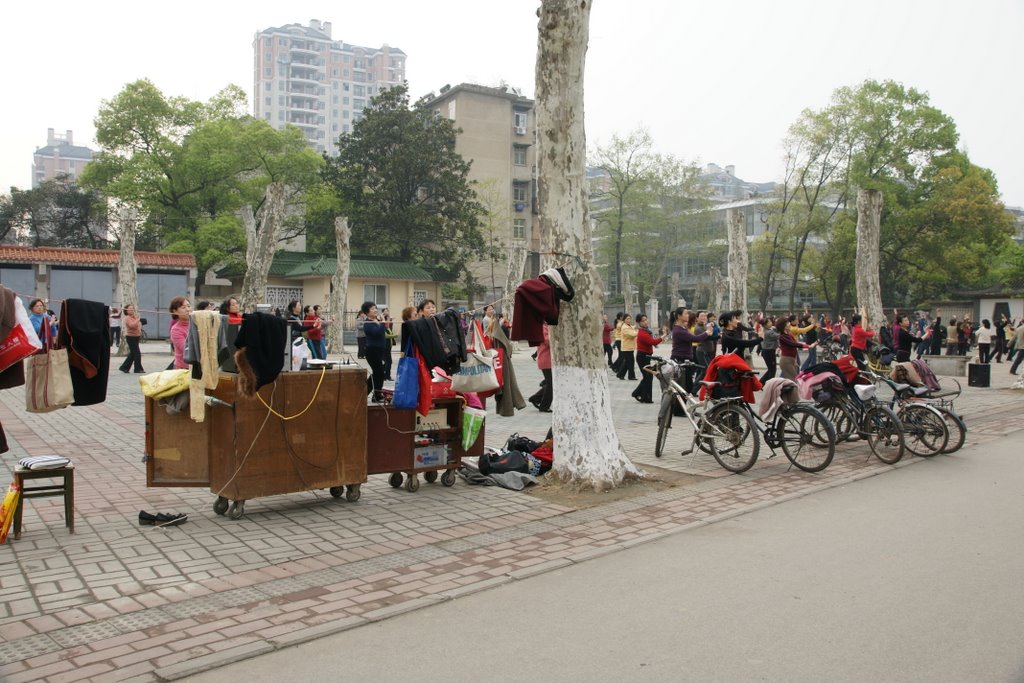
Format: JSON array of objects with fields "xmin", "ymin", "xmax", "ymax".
[
  {"xmin": 450, "ymin": 323, "xmax": 499, "ymax": 394},
  {"xmin": 25, "ymin": 323, "xmax": 73, "ymax": 413}
]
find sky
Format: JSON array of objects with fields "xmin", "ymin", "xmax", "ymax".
[{"xmin": 3, "ymin": 0, "xmax": 1022, "ymax": 206}]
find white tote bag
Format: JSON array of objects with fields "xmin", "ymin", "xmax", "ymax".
[{"xmin": 450, "ymin": 323, "xmax": 499, "ymax": 394}]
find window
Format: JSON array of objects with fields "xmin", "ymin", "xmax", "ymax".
[
  {"xmin": 265, "ymin": 112, "xmax": 272, "ymax": 121},
  {"xmin": 332, "ymin": 123, "xmax": 338, "ymax": 132},
  {"xmin": 343, "ymin": 54, "xmax": 350, "ymax": 63},
  {"xmin": 343, "ymin": 82, "xmax": 349, "ymax": 91},
  {"xmin": 354, "ymin": 85, "xmax": 365, "ymax": 96},
  {"xmin": 353, "ymin": 99, "xmax": 365, "ymax": 110},
  {"xmin": 265, "ymin": 96, "xmax": 272, "ymax": 106},
  {"xmin": 343, "ymin": 110, "xmax": 349, "ymax": 119},
  {"xmin": 513, "ymin": 219, "xmax": 526, "ymax": 240},
  {"xmin": 513, "ymin": 145, "xmax": 527, "ymax": 166},
  {"xmin": 332, "ymin": 108, "xmax": 338, "ymax": 117},
  {"xmin": 413, "ymin": 290, "xmax": 428, "ymax": 307},
  {"xmin": 513, "ymin": 111, "xmax": 528, "ymax": 132},
  {"xmin": 279, "ymin": 96, "xmax": 285, "ymax": 105},
  {"xmin": 265, "ymin": 52, "xmax": 272, "ymax": 63},
  {"xmin": 513, "ymin": 183, "xmax": 528, "ymax": 204},
  {"xmin": 363, "ymin": 284, "xmax": 388, "ymax": 307},
  {"xmin": 264, "ymin": 67, "xmax": 272, "ymax": 77}
]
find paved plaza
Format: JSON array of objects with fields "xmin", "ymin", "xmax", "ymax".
[{"xmin": 1, "ymin": 342, "xmax": 1021, "ymax": 682}]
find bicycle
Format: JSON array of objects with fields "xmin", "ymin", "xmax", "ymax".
[
  {"xmin": 817, "ymin": 340, "xmax": 846, "ymax": 364},
  {"xmin": 811, "ymin": 374, "xmax": 906, "ymax": 464},
  {"xmin": 866, "ymin": 370, "xmax": 966, "ymax": 454},
  {"xmin": 646, "ymin": 357, "xmax": 760, "ymax": 473},
  {"xmin": 861, "ymin": 370, "xmax": 949, "ymax": 457},
  {"xmin": 737, "ymin": 379, "xmax": 837, "ymax": 473}
]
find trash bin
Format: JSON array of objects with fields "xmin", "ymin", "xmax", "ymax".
[{"xmin": 967, "ymin": 362, "xmax": 991, "ymax": 387}]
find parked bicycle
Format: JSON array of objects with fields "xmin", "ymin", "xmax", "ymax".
[
  {"xmin": 811, "ymin": 374, "xmax": 906, "ymax": 464},
  {"xmin": 864, "ymin": 370, "xmax": 966, "ymax": 454},
  {"xmin": 858, "ymin": 370, "xmax": 949, "ymax": 457},
  {"xmin": 739, "ymin": 378, "xmax": 837, "ymax": 473},
  {"xmin": 645, "ymin": 358, "xmax": 760, "ymax": 473}
]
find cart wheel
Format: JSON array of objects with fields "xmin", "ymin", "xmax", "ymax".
[
  {"xmin": 388, "ymin": 472, "xmax": 404, "ymax": 488},
  {"xmin": 228, "ymin": 500, "xmax": 245, "ymax": 520},
  {"xmin": 441, "ymin": 469, "xmax": 456, "ymax": 487},
  {"xmin": 404, "ymin": 474, "xmax": 420, "ymax": 492},
  {"xmin": 424, "ymin": 470, "xmax": 438, "ymax": 484},
  {"xmin": 346, "ymin": 484, "xmax": 361, "ymax": 502},
  {"xmin": 213, "ymin": 496, "xmax": 229, "ymax": 516},
  {"xmin": 329, "ymin": 486, "xmax": 344, "ymax": 498}
]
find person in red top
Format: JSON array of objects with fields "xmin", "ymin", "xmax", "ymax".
[
  {"xmin": 528, "ymin": 324, "xmax": 552, "ymax": 412},
  {"xmin": 220, "ymin": 297, "xmax": 243, "ymax": 325},
  {"xmin": 777, "ymin": 317, "xmax": 815, "ymax": 380},
  {"xmin": 631, "ymin": 314, "xmax": 663, "ymax": 403},
  {"xmin": 849, "ymin": 313, "xmax": 875, "ymax": 369},
  {"xmin": 303, "ymin": 305, "xmax": 324, "ymax": 360},
  {"xmin": 602, "ymin": 313, "xmax": 614, "ymax": 367}
]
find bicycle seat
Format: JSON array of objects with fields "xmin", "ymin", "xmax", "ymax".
[
  {"xmin": 854, "ymin": 384, "xmax": 877, "ymax": 401},
  {"xmin": 910, "ymin": 386, "xmax": 931, "ymax": 396},
  {"xmin": 890, "ymin": 382, "xmax": 911, "ymax": 392}
]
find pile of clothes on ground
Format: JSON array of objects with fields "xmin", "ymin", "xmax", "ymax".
[{"xmin": 458, "ymin": 430, "xmax": 553, "ymax": 490}]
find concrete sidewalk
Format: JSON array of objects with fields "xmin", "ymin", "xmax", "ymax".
[{"xmin": 0, "ymin": 343, "xmax": 1021, "ymax": 682}]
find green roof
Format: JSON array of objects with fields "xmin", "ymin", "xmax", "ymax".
[{"xmin": 266, "ymin": 251, "xmax": 437, "ymax": 281}]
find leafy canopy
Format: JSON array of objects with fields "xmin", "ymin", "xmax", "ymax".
[{"xmin": 321, "ymin": 84, "xmax": 486, "ymax": 279}]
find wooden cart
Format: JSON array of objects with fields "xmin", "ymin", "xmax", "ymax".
[
  {"xmin": 145, "ymin": 368, "xmax": 367, "ymax": 519},
  {"xmin": 366, "ymin": 397, "xmax": 485, "ymax": 492}
]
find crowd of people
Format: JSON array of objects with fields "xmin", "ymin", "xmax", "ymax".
[{"xmin": 603, "ymin": 306, "xmax": 1024, "ymax": 401}]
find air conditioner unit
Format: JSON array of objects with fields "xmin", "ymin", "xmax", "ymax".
[{"xmin": 515, "ymin": 126, "xmax": 526, "ymax": 135}]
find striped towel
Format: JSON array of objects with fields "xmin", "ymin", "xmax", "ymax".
[{"xmin": 18, "ymin": 455, "xmax": 71, "ymax": 470}]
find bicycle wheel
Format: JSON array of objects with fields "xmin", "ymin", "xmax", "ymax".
[
  {"xmin": 654, "ymin": 395, "xmax": 674, "ymax": 458},
  {"xmin": 777, "ymin": 404, "xmax": 836, "ymax": 473},
  {"xmin": 862, "ymin": 405, "xmax": 905, "ymax": 464},
  {"xmin": 934, "ymin": 407, "xmax": 966, "ymax": 454},
  {"xmin": 817, "ymin": 400, "xmax": 856, "ymax": 442},
  {"xmin": 701, "ymin": 403, "xmax": 760, "ymax": 473},
  {"xmin": 898, "ymin": 404, "xmax": 949, "ymax": 457}
]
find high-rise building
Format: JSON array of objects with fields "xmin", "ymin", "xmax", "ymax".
[
  {"xmin": 32, "ymin": 129, "xmax": 94, "ymax": 188},
  {"xmin": 253, "ymin": 19, "xmax": 406, "ymax": 155},
  {"xmin": 423, "ymin": 83, "xmax": 538, "ymax": 305}
]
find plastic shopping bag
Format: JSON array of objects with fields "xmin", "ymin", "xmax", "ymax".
[
  {"xmin": 0, "ymin": 482, "xmax": 21, "ymax": 544},
  {"xmin": 393, "ymin": 340, "xmax": 420, "ymax": 410},
  {"xmin": 461, "ymin": 407, "xmax": 486, "ymax": 452}
]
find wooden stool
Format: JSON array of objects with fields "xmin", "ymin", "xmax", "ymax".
[{"xmin": 12, "ymin": 465, "xmax": 74, "ymax": 540}]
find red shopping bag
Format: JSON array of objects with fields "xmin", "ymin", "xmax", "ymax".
[{"xmin": 0, "ymin": 325, "xmax": 38, "ymax": 374}]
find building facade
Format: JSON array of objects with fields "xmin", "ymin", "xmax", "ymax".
[
  {"xmin": 423, "ymin": 83, "xmax": 538, "ymax": 306},
  {"xmin": 253, "ymin": 19, "xmax": 406, "ymax": 155},
  {"xmin": 32, "ymin": 129, "xmax": 94, "ymax": 188}
]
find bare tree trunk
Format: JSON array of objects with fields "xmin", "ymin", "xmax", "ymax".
[
  {"xmin": 116, "ymin": 203, "xmax": 139, "ymax": 357},
  {"xmin": 537, "ymin": 0, "xmax": 641, "ymax": 491},
  {"xmin": 855, "ymin": 188, "xmax": 885, "ymax": 328},
  {"xmin": 239, "ymin": 182, "xmax": 287, "ymax": 312},
  {"xmin": 328, "ymin": 216, "xmax": 351, "ymax": 354},
  {"xmin": 622, "ymin": 271, "xmax": 632, "ymax": 313},
  {"xmin": 709, "ymin": 267, "xmax": 725, "ymax": 315},
  {"xmin": 502, "ymin": 243, "xmax": 527, "ymax": 324},
  {"xmin": 726, "ymin": 208, "xmax": 748, "ymax": 319},
  {"xmin": 671, "ymin": 271, "xmax": 680, "ymax": 309}
]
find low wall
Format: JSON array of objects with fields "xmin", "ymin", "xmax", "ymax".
[{"xmin": 922, "ymin": 354, "xmax": 969, "ymax": 377}]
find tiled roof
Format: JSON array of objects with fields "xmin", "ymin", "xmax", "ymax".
[
  {"xmin": 34, "ymin": 144, "xmax": 95, "ymax": 160},
  {"xmin": 263, "ymin": 251, "xmax": 437, "ymax": 281},
  {"xmin": 0, "ymin": 245, "xmax": 195, "ymax": 269}
]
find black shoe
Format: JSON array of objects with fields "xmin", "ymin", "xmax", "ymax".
[
  {"xmin": 120, "ymin": 368, "xmax": 129, "ymax": 374},
  {"xmin": 156, "ymin": 513, "xmax": 187, "ymax": 526},
  {"xmin": 632, "ymin": 395, "xmax": 642, "ymax": 403}
]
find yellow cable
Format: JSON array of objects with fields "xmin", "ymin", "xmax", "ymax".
[{"xmin": 256, "ymin": 367, "xmax": 329, "ymax": 420}]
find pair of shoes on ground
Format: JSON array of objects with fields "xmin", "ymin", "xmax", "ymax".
[{"xmin": 139, "ymin": 510, "xmax": 187, "ymax": 526}]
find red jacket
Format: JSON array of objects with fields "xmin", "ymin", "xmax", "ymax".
[
  {"xmin": 602, "ymin": 323, "xmax": 614, "ymax": 345},
  {"xmin": 636, "ymin": 327, "xmax": 663, "ymax": 354},
  {"xmin": 851, "ymin": 325, "xmax": 874, "ymax": 351},
  {"xmin": 698, "ymin": 354, "xmax": 762, "ymax": 403}
]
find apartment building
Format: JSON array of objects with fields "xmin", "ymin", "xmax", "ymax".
[
  {"xmin": 32, "ymin": 129, "xmax": 94, "ymax": 188},
  {"xmin": 253, "ymin": 19, "xmax": 406, "ymax": 154},
  {"xmin": 423, "ymin": 83, "xmax": 538, "ymax": 305}
]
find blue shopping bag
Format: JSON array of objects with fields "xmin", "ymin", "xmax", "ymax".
[{"xmin": 392, "ymin": 339, "xmax": 420, "ymax": 409}]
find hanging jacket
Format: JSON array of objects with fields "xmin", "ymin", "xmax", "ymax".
[
  {"xmin": 58, "ymin": 298, "xmax": 111, "ymax": 406},
  {"xmin": 488, "ymin": 323, "xmax": 526, "ymax": 417},
  {"xmin": 510, "ymin": 268, "xmax": 575, "ymax": 344},
  {"xmin": 234, "ymin": 312, "xmax": 289, "ymax": 397}
]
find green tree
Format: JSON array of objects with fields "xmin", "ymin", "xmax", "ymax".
[
  {"xmin": 322, "ymin": 84, "xmax": 487, "ymax": 280},
  {"xmin": 83, "ymin": 79, "xmax": 322, "ymax": 289},
  {"xmin": 0, "ymin": 176, "xmax": 109, "ymax": 248}
]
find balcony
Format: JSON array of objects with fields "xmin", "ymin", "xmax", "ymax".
[
  {"xmin": 288, "ymin": 100, "xmax": 319, "ymax": 114},
  {"xmin": 288, "ymin": 74, "xmax": 320, "ymax": 86},
  {"xmin": 289, "ymin": 44, "xmax": 320, "ymax": 57}
]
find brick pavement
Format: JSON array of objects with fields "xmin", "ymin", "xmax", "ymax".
[{"xmin": 1, "ymin": 342, "xmax": 1020, "ymax": 682}]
